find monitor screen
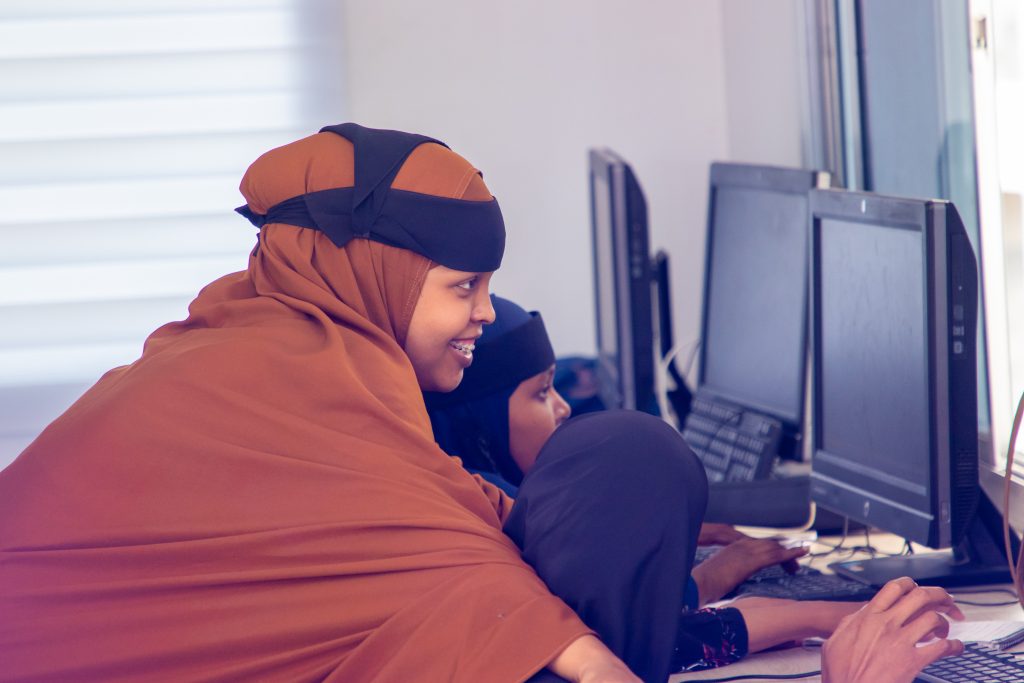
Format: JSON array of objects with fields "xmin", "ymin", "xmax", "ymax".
[
  {"xmin": 817, "ymin": 219, "xmax": 930, "ymax": 494},
  {"xmin": 700, "ymin": 186, "xmax": 809, "ymax": 423}
]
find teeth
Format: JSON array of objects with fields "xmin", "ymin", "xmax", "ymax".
[{"xmin": 449, "ymin": 341, "xmax": 475, "ymax": 356}]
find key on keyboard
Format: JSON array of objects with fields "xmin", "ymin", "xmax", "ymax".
[{"xmin": 916, "ymin": 642, "xmax": 1024, "ymax": 682}]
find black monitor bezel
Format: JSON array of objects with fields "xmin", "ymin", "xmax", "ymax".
[
  {"xmin": 697, "ymin": 162, "xmax": 826, "ymax": 428},
  {"xmin": 588, "ymin": 148, "xmax": 655, "ymax": 413}
]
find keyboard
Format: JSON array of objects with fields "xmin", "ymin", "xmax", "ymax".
[
  {"xmin": 682, "ymin": 396, "xmax": 781, "ymax": 483},
  {"xmin": 917, "ymin": 642, "xmax": 1024, "ymax": 682},
  {"xmin": 732, "ymin": 569, "xmax": 877, "ymax": 601},
  {"xmin": 693, "ymin": 546, "xmax": 877, "ymax": 602}
]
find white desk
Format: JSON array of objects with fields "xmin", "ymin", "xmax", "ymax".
[{"xmin": 670, "ymin": 532, "xmax": 1024, "ymax": 683}]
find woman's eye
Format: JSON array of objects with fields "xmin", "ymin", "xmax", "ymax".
[{"xmin": 456, "ymin": 277, "xmax": 478, "ymax": 291}]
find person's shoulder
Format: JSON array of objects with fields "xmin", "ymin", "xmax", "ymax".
[{"xmin": 466, "ymin": 468, "xmax": 519, "ymax": 497}]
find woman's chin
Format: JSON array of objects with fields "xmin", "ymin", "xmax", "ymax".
[{"xmin": 424, "ymin": 368, "xmax": 464, "ymax": 393}]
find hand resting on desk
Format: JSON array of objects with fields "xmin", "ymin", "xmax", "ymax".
[{"xmin": 821, "ymin": 577, "xmax": 964, "ymax": 683}]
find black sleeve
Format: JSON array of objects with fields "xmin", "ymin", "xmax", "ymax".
[{"xmin": 671, "ymin": 606, "xmax": 749, "ymax": 673}]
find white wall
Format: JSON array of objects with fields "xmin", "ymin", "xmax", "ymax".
[
  {"xmin": 340, "ymin": 0, "xmax": 805, "ymax": 357},
  {"xmin": 721, "ymin": 0, "xmax": 805, "ymax": 169}
]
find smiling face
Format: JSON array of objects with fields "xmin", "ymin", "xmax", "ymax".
[
  {"xmin": 507, "ymin": 365, "xmax": 571, "ymax": 474},
  {"xmin": 405, "ymin": 266, "xmax": 495, "ymax": 392}
]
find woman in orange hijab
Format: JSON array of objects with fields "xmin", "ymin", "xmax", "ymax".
[
  {"xmin": 0, "ymin": 124, "xmax": 964, "ymax": 683},
  {"xmin": 0, "ymin": 124, "xmax": 622, "ymax": 681}
]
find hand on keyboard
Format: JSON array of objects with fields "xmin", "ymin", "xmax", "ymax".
[
  {"xmin": 820, "ymin": 577, "xmax": 964, "ymax": 683},
  {"xmin": 691, "ymin": 537, "xmax": 808, "ymax": 605},
  {"xmin": 697, "ymin": 522, "xmax": 750, "ymax": 546}
]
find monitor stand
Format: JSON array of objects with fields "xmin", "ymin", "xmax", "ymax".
[{"xmin": 829, "ymin": 493, "xmax": 1017, "ymax": 588}]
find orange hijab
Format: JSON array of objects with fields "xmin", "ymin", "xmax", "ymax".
[{"xmin": 0, "ymin": 131, "xmax": 589, "ymax": 681}]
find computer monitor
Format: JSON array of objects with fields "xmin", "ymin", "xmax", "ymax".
[
  {"xmin": 809, "ymin": 188, "xmax": 1013, "ymax": 587},
  {"xmin": 589, "ymin": 149, "xmax": 656, "ymax": 413},
  {"xmin": 697, "ymin": 163, "xmax": 829, "ymax": 458}
]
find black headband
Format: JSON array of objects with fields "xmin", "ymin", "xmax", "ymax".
[
  {"xmin": 427, "ymin": 312, "xmax": 556, "ymax": 407},
  {"xmin": 235, "ymin": 123, "xmax": 506, "ymax": 272}
]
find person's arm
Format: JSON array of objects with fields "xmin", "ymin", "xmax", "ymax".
[
  {"xmin": 730, "ymin": 597, "xmax": 863, "ymax": 652},
  {"xmin": 698, "ymin": 523, "xmax": 750, "ymax": 546},
  {"xmin": 820, "ymin": 577, "xmax": 964, "ymax": 683},
  {"xmin": 547, "ymin": 635, "xmax": 641, "ymax": 683},
  {"xmin": 671, "ymin": 599, "xmax": 860, "ymax": 673},
  {"xmin": 691, "ymin": 538, "xmax": 808, "ymax": 605}
]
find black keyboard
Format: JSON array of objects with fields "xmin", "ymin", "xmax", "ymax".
[
  {"xmin": 916, "ymin": 642, "xmax": 1024, "ymax": 682},
  {"xmin": 732, "ymin": 569, "xmax": 877, "ymax": 602},
  {"xmin": 693, "ymin": 546, "xmax": 877, "ymax": 602},
  {"xmin": 682, "ymin": 396, "xmax": 781, "ymax": 483},
  {"xmin": 694, "ymin": 544, "xmax": 797, "ymax": 581}
]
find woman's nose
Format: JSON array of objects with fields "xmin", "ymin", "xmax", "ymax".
[
  {"xmin": 553, "ymin": 389, "xmax": 571, "ymax": 424},
  {"xmin": 474, "ymin": 290, "xmax": 496, "ymax": 324}
]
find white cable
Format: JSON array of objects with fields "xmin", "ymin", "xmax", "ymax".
[
  {"xmin": 1002, "ymin": 389, "xmax": 1024, "ymax": 608},
  {"xmin": 654, "ymin": 344, "xmax": 675, "ymax": 427},
  {"xmin": 656, "ymin": 338, "xmax": 697, "ymax": 428}
]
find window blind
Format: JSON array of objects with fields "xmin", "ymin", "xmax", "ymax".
[{"xmin": 0, "ymin": 0, "xmax": 344, "ymax": 468}]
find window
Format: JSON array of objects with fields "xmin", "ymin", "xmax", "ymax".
[
  {"xmin": 971, "ymin": 0, "xmax": 1024, "ymax": 469},
  {"xmin": 0, "ymin": 0, "xmax": 343, "ymax": 469}
]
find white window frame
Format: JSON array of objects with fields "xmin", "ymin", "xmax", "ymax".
[{"xmin": 968, "ymin": 0, "xmax": 1024, "ymax": 527}]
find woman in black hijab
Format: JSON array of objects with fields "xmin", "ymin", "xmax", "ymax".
[
  {"xmin": 427, "ymin": 295, "xmax": 565, "ymax": 495},
  {"xmin": 426, "ymin": 296, "xmax": 866, "ymax": 680}
]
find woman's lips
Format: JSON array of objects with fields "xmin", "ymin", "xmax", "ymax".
[
  {"xmin": 449, "ymin": 340, "xmax": 476, "ymax": 357},
  {"xmin": 448, "ymin": 339, "xmax": 477, "ymax": 368}
]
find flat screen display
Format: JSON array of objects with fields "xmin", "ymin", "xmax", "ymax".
[
  {"xmin": 817, "ymin": 218, "xmax": 930, "ymax": 486},
  {"xmin": 701, "ymin": 187, "xmax": 808, "ymax": 422}
]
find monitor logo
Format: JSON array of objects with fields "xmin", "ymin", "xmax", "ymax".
[{"xmin": 863, "ymin": 500, "xmax": 871, "ymax": 518}]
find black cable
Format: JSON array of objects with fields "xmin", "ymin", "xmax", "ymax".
[
  {"xmin": 951, "ymin": 587, "xmax": 1021, "ymax": 607},
  {"xmin": 848, "ymin": 541, "xmax": 905, "ymax": 559},
  {"xmin": 842, "ymin": 543, "xmax": 877, "ymax": 557},
  {"xmin": 951, "ymin": 587, "xmax": 1018, "ymax": 596},
  {"xmin": 688, "ymin": 671, "xmax": 821, "ymax": 683},
  {"xmin": 953, "ymin": 598, "xmax": 1022, "ymax": 606},
  {"xmin": 808, "ymin": 517, "xmax": 849, "ymax": 560},
  {"xmin": 839, "ymin": 526, "xmax": 884, "ymax": 558}
]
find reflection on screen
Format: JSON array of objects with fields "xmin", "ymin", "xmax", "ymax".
[{"xmin": 818, "ymin": 218, "xmax": 929, "ymax": 485}]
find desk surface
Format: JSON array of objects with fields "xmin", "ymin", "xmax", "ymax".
[{"xmin": 669, "ymin": 530, "xmax": 1024, "ymax": 683}]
